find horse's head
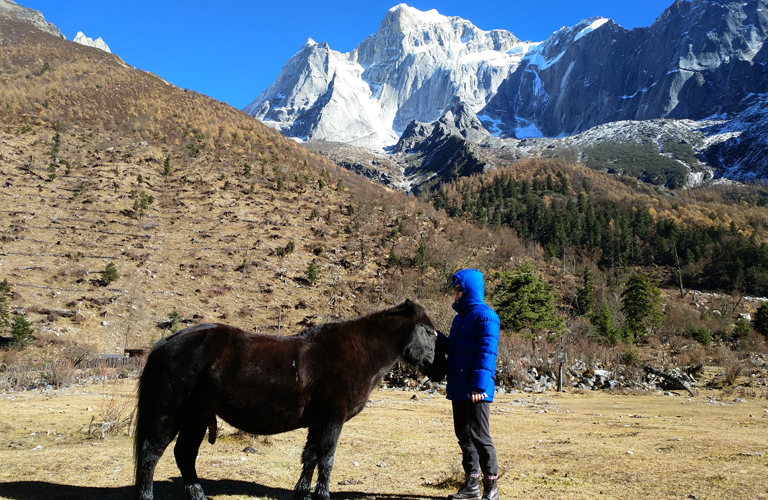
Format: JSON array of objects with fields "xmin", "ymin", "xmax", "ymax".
[{"xmin": 392, "ymin": 299, "xmax": 436, "ymax": 372}]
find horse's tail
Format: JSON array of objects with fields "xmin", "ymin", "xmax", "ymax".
[{"xmin": 133, "ymin": 339, "xmax": 168, "ymax": 488}]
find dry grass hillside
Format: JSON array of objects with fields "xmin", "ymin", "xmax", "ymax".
[
  {"xmin": 0, "ymin": 15, "xmax": 766, "ymax": 392},
  {"xmin": 0, "ymin": 17, "xmax": 520, "ymax": 360}
]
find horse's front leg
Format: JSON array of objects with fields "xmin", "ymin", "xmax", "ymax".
[
  {"xmin": 294, "ymin": 436, "xmax": 318, "ymax": 500},
  {"xmin": 294, "ymin": 420, "xmax": 344, "ymax": 500}
]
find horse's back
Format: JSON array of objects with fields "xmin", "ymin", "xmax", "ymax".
[{"xmin": 141, "ymin": 323, "xmax": 316, "ymax": 434}]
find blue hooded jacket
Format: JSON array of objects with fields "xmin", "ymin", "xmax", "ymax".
[{"xmin": 436, "ymin": 269, "xmax": 500, "ymax": 402}]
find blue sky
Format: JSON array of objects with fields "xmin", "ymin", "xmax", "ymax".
[{"xmin": 24, "ymin": 0, "xmax": 677, "ymax": 110}]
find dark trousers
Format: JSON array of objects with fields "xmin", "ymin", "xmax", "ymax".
[{"xmin": 452, "ymin": 400, "xmax": 498, "ymax": 477}]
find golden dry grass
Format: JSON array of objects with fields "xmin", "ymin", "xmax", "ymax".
[{"xmin": 0, "ymin": 381, "xmax": 766, "ymax": 499}]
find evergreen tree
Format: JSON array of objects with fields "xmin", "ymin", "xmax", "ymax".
[
  {"xmin": 10, "ymin": 314, "xmax": 34, "ymax": 350},
  {"xmin": 491, "ymin": 261, "xmax": 564, "ymax": 335},
  {"xmin": 591, "ymin": 301, "xmax": 620, "ymax": 344},
  {"xmin": 620, "ymin": 274, "xmax": 664, "ymax": 342},
  {"xmin": 0, "ymin": 279, "xmax": 11, "ymax": 331},
  {"xmin": 305, "ymin": 262, "xmax": 320, "ymax": 285},
  {"xmin": 575, "ymin": 267, "xmax": 596, "ymax": 316},
  {"xmin": 133, "ymin": 191, "xmax": 154, "ymax": 219},
  {"xmin": 387, "ymin": 249, "xmax": 399, "ymax": 268},
  {"xmin": 753, "ymin": 302, "xmax": 768, "ymax": 337},
  {"xmin": 169, "ymin": 310, "xmax": 181, "ymax": 334},
  {"xmin": 101, "ymin": 262, "xmax": 119, "ymax": 286}
]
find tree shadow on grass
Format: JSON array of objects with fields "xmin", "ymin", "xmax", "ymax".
[{"xmin": 0, "ymin": 477, "xmax": 445, "ymax": 500}]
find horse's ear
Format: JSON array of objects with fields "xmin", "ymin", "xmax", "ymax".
[{"xmin": 404, "ymin": 299, "xmax": 417, "ymax": 318}]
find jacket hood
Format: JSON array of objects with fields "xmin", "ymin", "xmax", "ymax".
[{"xmin": 453, "ymin": 268, "xmax": 486, "ymax": 312}]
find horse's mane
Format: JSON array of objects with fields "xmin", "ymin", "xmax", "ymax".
[{"xmin": 296, "ymin": 300, "xmax": 429, "ymax": 342}]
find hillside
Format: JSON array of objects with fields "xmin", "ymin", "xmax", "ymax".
[
  {"xmin": 0, "ymin": 17, "xmax": 490, "ymax": 355},
  {"xmin": 0, "ymin": 12, "xmax": 766, "ymax": 400}
]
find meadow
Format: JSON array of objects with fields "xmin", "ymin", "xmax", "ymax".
[{"xmin": 0, "ymin": 379, "xmax": 766, "ymax": 500}]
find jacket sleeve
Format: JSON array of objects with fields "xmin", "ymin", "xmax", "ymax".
[{"xmin": 470, "ymin": 315, "xmax": 499, "ymax": 393}]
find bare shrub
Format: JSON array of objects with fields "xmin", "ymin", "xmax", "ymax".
[
  {"xmin": 239, "ymin": 305, "xmax": 255, "ymax": 317},
  {"xmin": 60, "ymin": 340, "xmax": 97, "ymax": 367},
  {"xmin": 715, "ymin": 345, "xmax": 743, "ymax": 386},
  {"xmin": 496, "ymin": 334, "xmax": 535, "ymax": 388},
  {"xmin": 669, "ymin": 335, "xmax": 708, "ymax": 368},
  {"xmin": 659, "ymin": 303, "xmax": 700, "ymax": 338},
  {"xmin": 736, "ymin": 331, "xmax": 768, "ymax": 358},
  {"xmin": 86, "ymin": 374, "xmax": 134, "ymax": 439}
]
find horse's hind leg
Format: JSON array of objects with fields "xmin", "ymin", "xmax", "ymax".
[
  {"xmin": 174, "ymin": 414, "xmax": 209, "ymax": 500},
  {"xmin": 136, "ymin": 429, "xmax": 177, "ymax": 500}
]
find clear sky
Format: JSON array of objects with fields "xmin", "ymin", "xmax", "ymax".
[{"xmin": 23, "ymin": 0, "xmax": 678, "ymax": 110}]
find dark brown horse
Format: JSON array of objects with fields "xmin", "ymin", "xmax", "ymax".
[{"xmin": 134, "ymin": 299, "xmax": 437, "ymax": 500}]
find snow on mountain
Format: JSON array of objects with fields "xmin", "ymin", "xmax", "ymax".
[
  {"xmin": 246, "ymin": 0, "xmax": 768, "ymax": 182},
  {"xmin": 73, "ymin": 31, "xmax": 111, "ymax": 53},
  {"xmin": 244, "ymin": 4, "xmax": 532, "ymax": 148}
]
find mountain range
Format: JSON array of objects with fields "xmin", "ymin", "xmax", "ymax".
[{"xmin": 244, "ymin": 0, "xmax": 768, "ymax": 191}]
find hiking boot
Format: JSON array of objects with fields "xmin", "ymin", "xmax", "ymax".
[
  {"xmin": 481, "ymin": 477, "xmax": 498, "ymax": 500},
  {"xmin": 447, "ymin": 474, "xmax": 481, "ymax": 500}
]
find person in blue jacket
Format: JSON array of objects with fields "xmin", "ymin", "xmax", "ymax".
[{"xmin": 436, "ymin": 269, "xmax": 500, "ymax": 500}]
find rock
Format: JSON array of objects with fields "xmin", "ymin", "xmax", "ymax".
[
  {"xmin": 243, "ymin": 447, "xmax": 257, "ymax": 454},
  {"xmin": 338, "ymin": 479, "xmax": 364, "ymax": 485}
]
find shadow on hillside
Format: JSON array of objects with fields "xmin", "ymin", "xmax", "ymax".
[{"xmin": 0, "ymin": 477, "xmax": 445, "ymax": 500}]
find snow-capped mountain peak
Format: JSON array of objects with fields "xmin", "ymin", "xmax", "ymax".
[
  {"xmin": 244, "ymin": 0, "xmax": 768, "ymax": 180},
  {"xmin": 244, "ymin": 4, "xmax": 523, "ymax": 149},
  {"xmin": 73, "ymin": 31, "xmax": 111, "ymax": 53}
]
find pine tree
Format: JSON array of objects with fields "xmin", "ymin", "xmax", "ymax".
[
  {"xmin": 387, "ymin": 249, "xmax": 399, "ymax": 268},
  {"xmin": 11, "ymin": 314, "xmax": 34, "ymax": 350},
  {"xmin": 591, "ymin": 302, "xmax": 620, "ymax": 344},
  {"xmin": 753, "ymin": 302, "xmax": 768, "ymax": 337},
  {"xmin": 306, "ymin": 262, "xmax": 319, "ymax": 285},
  {"xmin": 0, "ymin": 279, "xmax": 11, "ymax": 331},
  {"xmin": 169, "ymin": 310, "xmax": 181, "ymax": 334},
  {"xmin": 101, "ymin": 262, "xmax": 119, "ymax": 286},
  {"xmin": 575, "ymin": 267, "xmax": 596, "ymax": 316},
  {"xmin": 620, "ymin": 274, "xmax": 664, "ymax": 342},
  {"xmin": 491, "ymin": 261, "xmax": 564, "ymax": 335}
]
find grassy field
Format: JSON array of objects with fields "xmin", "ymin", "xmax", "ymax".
[{"xmin": 0, "ymin": 380, "xmax": 766, "ymax": 500}]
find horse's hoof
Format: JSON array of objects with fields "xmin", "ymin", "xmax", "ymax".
[{"xmin": 185, "ymin": 483, "xmax": 207, "ymax": 500}]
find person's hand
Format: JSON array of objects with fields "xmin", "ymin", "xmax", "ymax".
[{"xmin": 470, "ymin": 392, "xmax": 487, "ymax": 403}]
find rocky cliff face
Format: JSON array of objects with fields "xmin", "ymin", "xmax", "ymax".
[
  {"xmin": 0, "ymin": 0, "xmax": 64, "ymax": 38},
  {"xmin": 486, "ymin": 0, "xmax": 768, "ymax": 138},
  {"xmin": 244, "ymin": 4, "xmax": 529, "ymax": 148},
  {"xmin": 247, "ymin": 1, "xmax": 768, "ymax": 183}
]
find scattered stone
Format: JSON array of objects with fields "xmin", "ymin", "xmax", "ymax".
[
  {"xmin": 377, "ymin": 462, "xmax": 387, "ymax": 468},
  {"xmin": 338, "ymin": 479, "xmax": 364, "ymax": 486},
  {"xmin": 243, "ymin": 447, "xmax": 257, "ymax": 454}
]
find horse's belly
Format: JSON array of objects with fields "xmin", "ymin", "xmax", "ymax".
[{"xmin": 213, "ymin": 400, "xmax": 306, "ymax": 436}]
